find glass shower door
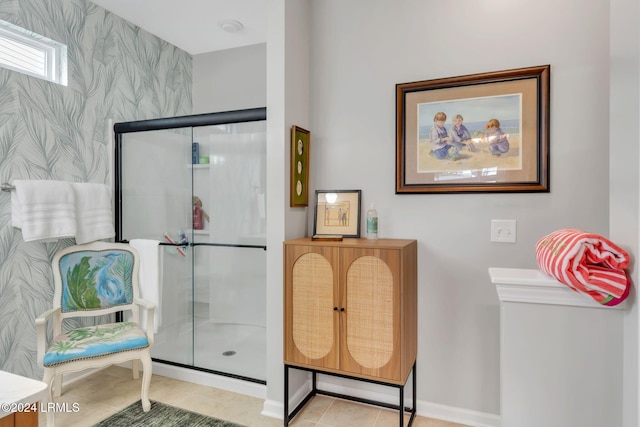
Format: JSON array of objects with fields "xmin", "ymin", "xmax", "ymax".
[
  {"xmin": 115, "ymin": 108, "xmax": 267, "ymax": 383},
  {"xmin": 192, "ymin": 121, "xmax": 266, "ymax": 381},
  {"xmin": 119, "ymin": 127, "xmax": 195, "ymax": 367}
]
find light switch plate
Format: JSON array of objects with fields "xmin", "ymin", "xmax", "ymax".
[{"xmin": 491, "ymin": 220, "xmax": 516, "ymax": 243}]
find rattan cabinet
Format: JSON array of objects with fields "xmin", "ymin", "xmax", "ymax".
[{"xmin": 283, "ymin": 237, "xmax": 418, "ymax": 426}]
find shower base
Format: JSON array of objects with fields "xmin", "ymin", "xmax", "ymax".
[{"xmin": 151, "ymin": 320, "xmax": 266, "ymax": 383}]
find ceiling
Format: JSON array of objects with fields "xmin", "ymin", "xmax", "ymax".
[{"xmin": 89, "ymin": 0, "xmax": 266, "ymax": 55}]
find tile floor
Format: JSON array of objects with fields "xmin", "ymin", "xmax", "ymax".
[{"xmin": 39, "ymin": 366, "xmax": 469, "ymax": 427}]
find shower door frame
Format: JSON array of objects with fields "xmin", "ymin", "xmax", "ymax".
[{"xmin": 113, "ymin": 107, "xmax": 267, "ymax": 385}]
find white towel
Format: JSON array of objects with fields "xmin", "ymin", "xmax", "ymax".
[
  {"xmin": 11, "ymin": 180, "xmax": 76, "ymax": 242},
  {"xmin": 73, "ymin": 183, "xmax": 115, "ymax": 244},
  {"xmin": 129, "ymin": 239, "xmax": 163, "ymax": 334}
]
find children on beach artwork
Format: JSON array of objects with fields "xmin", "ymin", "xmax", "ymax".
[
  {"xmin": 449, "ymin": 114, "xmax": 475, "ymax": 153},
  {"xmin": 430, "ymin": 112, "xmax": 478, "ymax": 160},
  {"xmin": 429, "ymin": 112, "xmax": 456, "ymax": 160},
  {"xmin": 484, "ymin": 118, "xmax": 510, "ymax": 156},
  {"xmin": 417, "ymin": 94, "xmax": 522, "ymax": 174},
  {"xmin": 427, "ymin": 113, "xmax": 511, "ymax": 161}
]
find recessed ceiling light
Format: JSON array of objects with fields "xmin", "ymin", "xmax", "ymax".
[{"xmin": 217, "ymin": 19, "xmax": 243, "ymax": 33}]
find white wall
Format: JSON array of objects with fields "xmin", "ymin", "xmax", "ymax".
[
  {"xmin": 265, "ymin": 0, "xmax": 288, "ymax": 412},
  {"xmin": 500, "ymin": 302, "xmax": 623, "ymax": 427},
  {"xmin": 610, "ymin": 0, "xmax": 640, "ymax": 425},
  {"xmin": 308, "ymin": 0, "xmax": 610, "ymax": 417},
  {"xmin": 264, "ymin": 0, "xmax": 312, "ymax": 413},
  {"xmin": 193, "ymin": 44, "xmax": 266, "ymax": 114},
  {"xmin": 197, "ymin": 0, "xmax": 640, "ymax": 423}
]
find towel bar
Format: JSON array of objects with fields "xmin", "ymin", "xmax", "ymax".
[{"xmin": 1, "ymin": 183, "xmax": 15, "ymax": 192}]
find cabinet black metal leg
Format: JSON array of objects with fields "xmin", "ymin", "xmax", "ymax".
[
  {"xmin": 400, "ymin": 362, "xmax": 417, "ymax": 427},
  {"xmin": 399, "ymin": 385, "xmax": 405, "ymax": 426},
  {"xmin": 411, "ymin": 363, "xmax": 417, "ymax": 424},
  {"xmin": 284, "ymin": 365, "xmax": 289, "ymax": 427},
  {"xmin": 284, "ymin": 363, "xmax": 416, "ymax": 427}
]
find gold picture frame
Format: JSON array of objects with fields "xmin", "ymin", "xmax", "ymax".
[
  {"xmin": 290, "ymin": 125, "xmax": 310, "ymax": 207},
  {"xmin": 313, "ymin": 190, "xmax": 362, "ymax": 238},
  {"xmin": 396, "ymin": 65, "xmax": 550, "ymax": 193}
]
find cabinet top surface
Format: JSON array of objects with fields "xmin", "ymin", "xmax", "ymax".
[
  {"xmin": 0, "ymin": 370, "xmax": 48, "ymax": 416},
  {"xmin": 283, "ymin": 237, "xmax": 416, "ymax": 249}
]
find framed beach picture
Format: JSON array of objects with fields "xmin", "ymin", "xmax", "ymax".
[
  {"xmin": 395, "ymin": 65, "xmax": 550, "ymax": 193},
  {"xmin": 290, "ymin": 125, "xmax": 310, "ymax": 207},
  {"xmin": 313, "ymin": 190, "xmax": 361, "ymax": 238}
]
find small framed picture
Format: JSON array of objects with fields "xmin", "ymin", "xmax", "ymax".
[
  {"xmin": 313, "ymin": 190, "xmax": 362, "ymax": 238},
  {"xmin": 290, "ymin": 125, "xmax": 310, "ymax": 207}
]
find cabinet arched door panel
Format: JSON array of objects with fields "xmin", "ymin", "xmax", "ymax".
[
  {"xmin": 340, "ymin": 248, "xmax": 401, "ymax": 381},
  {"xmin": 284, "ymin": 245, "xmax": 340, "ymax": 369}
]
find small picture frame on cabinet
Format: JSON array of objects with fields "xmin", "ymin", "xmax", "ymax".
[
  {"xmin": 313, "ymin": 190, "xmax": 362, "ymax": 238},
  {"xmin": 290, "ymin": 125, "xmax": 310, "ymax": 207}
]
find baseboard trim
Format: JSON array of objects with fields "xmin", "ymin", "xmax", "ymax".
[
  {"xmin": 262, "ymin": 373, "xmax": 314, "ymax": 420},
  {"xmin": 261, "ymin": 399, "xmax": 283, "ymax": 420},
  {"xmin": 147, "ymin": 361, "xmax": 266, "ymax": 399},
  {"xmin": 264, "ymin": 376, "xmax": 500, "ymax": 427},
  {"xmin": 418, "ymin": 401, "xmax": 500, "ymax": 427}
]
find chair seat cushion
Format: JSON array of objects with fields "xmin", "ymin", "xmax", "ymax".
[{"xmin": 43, "ymin": 322, "xmax": 149, "ymax": 367}]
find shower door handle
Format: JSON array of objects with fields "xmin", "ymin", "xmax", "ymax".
[{"xmin": 192, "ymin": 242, "xmax": 267, "ymax": 250}]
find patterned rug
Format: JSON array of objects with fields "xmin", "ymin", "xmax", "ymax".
[{"xmin": 92, "ymin": 400, "xmax": 247, "ymax": 427}]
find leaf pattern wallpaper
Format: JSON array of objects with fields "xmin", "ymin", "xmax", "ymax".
[{"xmin": 0, "ymin": 0, "xmax": 192, "ymax": 378}]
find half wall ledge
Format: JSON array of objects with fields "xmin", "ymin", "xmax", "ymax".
[{"xmin": 488, "ymin": 267, "xmax": 625, "ymax": 309}]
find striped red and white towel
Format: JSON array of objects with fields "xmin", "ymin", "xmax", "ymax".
[{"xmin": 536, "ymin": 228, "xmax": 630, "ymax": 306}]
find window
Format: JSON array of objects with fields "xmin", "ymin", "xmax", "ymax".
[{"xmin": 0, "ymin": 19, "xmax": 67, "ymax": 86}]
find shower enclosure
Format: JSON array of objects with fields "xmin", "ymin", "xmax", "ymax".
[{"xmin": 114, "ymin": 108, "xmax": 267, "ymax": 383}]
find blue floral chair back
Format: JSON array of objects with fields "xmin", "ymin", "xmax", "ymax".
[
  {"xmin": 58, "ymin": 247, "xmax": 135, "ymax": 312},
  {"xmin": 36, "ymin": 242, "xmax": 155, "ymax": 427}
]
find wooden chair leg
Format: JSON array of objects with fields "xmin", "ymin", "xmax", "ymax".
[
  {"xmin": 132, "ymin": 359, "xmax": 140, "ymax": 379},
  {"xmin": 140, "ymin": 355, "xmax": 152, "ymax": 412},
  {"xmin": 42, "ymin": 370, "xmax": 54, "ymax": 401},
  {"xmin": 53, "ymin": 374, "xmax": 62, "ymax": 398},
  {"xmin": 42, "ymin": 370, "xmax": 55, "ymax": 427}
]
